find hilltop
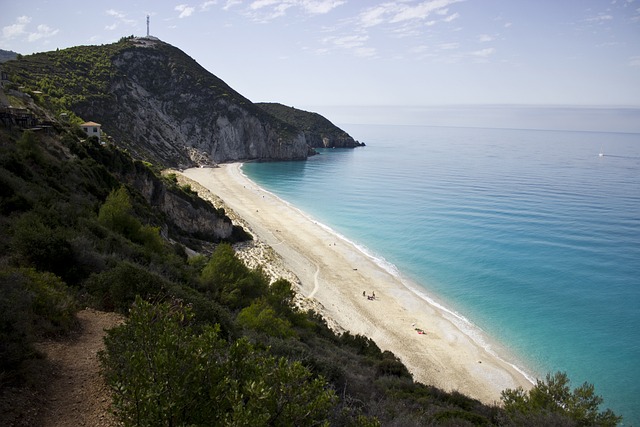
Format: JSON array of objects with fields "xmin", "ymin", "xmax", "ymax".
[{"xmin": 1, "ymin": 37, "xmax": 360, "ymax": 168}]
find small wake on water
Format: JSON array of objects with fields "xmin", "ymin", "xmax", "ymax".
[{"xmin": 598, "ymin": 154, "xmax": 640, "ymax": 160}]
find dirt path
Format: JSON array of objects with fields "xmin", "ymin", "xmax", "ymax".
[{"xmin": 1, "ymin": 309, "xmax": 123, "ymax": 427}]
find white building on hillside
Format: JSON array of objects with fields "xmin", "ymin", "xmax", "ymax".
[{"xmin": 80, "ymin": 121, "xmax": 102, "ymax": 144}]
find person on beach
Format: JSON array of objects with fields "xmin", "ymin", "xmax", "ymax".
[{"xmin": 363, "ymin": 291, "xmax": 366, "ymax": 297}]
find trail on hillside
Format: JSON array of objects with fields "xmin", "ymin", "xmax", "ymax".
[{"xmin": 0, "ymin": 309, "xmax": 123, "ymax": 427}]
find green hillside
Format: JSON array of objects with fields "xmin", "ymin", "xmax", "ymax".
[{"xmin": 257, "ymin": 102, "xmax": 364, "ymax": 148}]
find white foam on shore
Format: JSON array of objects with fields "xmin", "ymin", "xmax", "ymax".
[{"xmin": 239, "ymin": 163, "xmax": 537, "ymax": 387}]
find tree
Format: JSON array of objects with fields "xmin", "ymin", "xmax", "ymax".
[
  {"xmin": 98, "ymin": 186, "xmax": 140, "ymax": 238},
  {"xmin": 201, "ymin": 243, "xmax": 268, "ymax": 309},
  {"xmin": 501, "ymin": 371, "xmax": 621, "ymax": 426},
  {"xmin": 237, "ymin": 298, "xmax": 296, "ymax": 339}
]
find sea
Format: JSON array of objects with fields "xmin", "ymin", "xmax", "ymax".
[{"xmin": 241, "ymin": 119, "xmax": 640, "ymax": 424}]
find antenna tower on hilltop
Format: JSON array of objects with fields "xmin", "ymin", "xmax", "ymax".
[{"xmin": 146, "ymin": 15, "xmax": 150, "ymax": 37}]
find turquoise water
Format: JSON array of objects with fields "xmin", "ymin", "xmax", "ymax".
[{"xmin": 242, "ymin": 124, "xmax": 640, "ymax": 424}]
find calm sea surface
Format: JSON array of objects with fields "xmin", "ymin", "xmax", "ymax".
[{"xmin": 242, "ymin": 124, "xmax": 640, "ymax": 424}]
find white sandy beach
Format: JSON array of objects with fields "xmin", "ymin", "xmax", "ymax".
[{"xmin": 181, "ymin": 163, "xmax": 533, "ymax": 405}]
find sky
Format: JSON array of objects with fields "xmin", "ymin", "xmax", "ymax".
[{"xmin": 1, "ymin": 1, "xmax": 640, "ymax": 130}]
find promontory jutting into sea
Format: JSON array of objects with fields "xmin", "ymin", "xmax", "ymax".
[{"xmin": 242, "ymin": 121, "xmax": 640, "ymax": 424}]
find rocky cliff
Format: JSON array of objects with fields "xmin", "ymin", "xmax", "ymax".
[
  {"xmin": 114, "ymin": 160, "xmax": 235, "ymax": 243},
  {"xmin": 2, "ymin": 37, "xmax": 318, "ymax": 168},
  {"xmin": 79, "ymin": 38, "xmax": 314, "ymax": 167}
]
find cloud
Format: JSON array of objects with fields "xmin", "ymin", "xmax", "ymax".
[
  {"xmin": 27, "ymin": 24, "xmax": 59, "ymax": 42},
  {"xmin": 201, "ymin": 0, "xmax": 218, "ymax": 11},
  {"xmin": 105, "ymin": 9, "xmax": 137, "ymax": 29},
  {"xmin": 247, "ymin": 0, "xmax": 344, "ymax": 21},
  {"xmin": 471, "ymin": 47, "xmax": 495, "ymax": 57},
  {"xmin": 442, "ymin": 12, "xmax": 459, "ymax": 22},
  {"xmin": 390, "ymin": 0, "xmax": 462, "ymax": 24},
  {"xmin": 358, "ymin": 0, "xmax": 462, "ymax": 29},
  {"xmin": 302, "ymin": 0, "xmax": 345, "ymax": 14},
  {"xmin": 359, "ymin": 4, "xmax": 388, "ymax": 27},
  {"xmin": 321, "ymin": 33, "xmax": 377, "ymax": 57},
  {"xmin": 630, "ymin": 55, "xmax": 640, "ymax": 67},
  {"xmin": 106, "ymin": 9, "xmax": 127, "ymax": 19},
  {"xmin": 478, "ymin": 34, "xmax": 494, "ymax": 42},
  {"xmin": 586, "ymin": 14, "xmax": 614, "ymax": 22},
  {"xmin": 2, "ymin": 16, "xmax": 59, "ymax": 43},
  {"xmin": 176, "ymin": 4, "xmax": 196, "ymax": 18},
  {"xmin": 2, "ymin": 15, "xmax": 31, "ymax": 40},
  {"xmin": 223, "ymin": 0, "xmax": 242, "ymax": 9},
  {"xmin": 438, "ymin": 42, "xmax": 459, "ymax": 50}
]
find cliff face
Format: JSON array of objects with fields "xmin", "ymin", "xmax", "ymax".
[
  {"xmin": 257, "ymin": 103, "xmax": 364, "ymax": 148},
  {"xmin": 115, "ymin": 161, "xmax": 234, "ymax": 241},
  {"xmin": 74, "ymin": 39, "xmax": 312, "ymax": 168}
]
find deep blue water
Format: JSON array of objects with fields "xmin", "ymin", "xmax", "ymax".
[{"xmin": 242, "ymin": 124, "xmax": 640, "ymax": 424}]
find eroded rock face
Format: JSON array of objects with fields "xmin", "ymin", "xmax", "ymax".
[
  {"xmin": 118, "ymin": 162, "xmax": 233, "ymax": 241},
  {"xmin": 77, "ymin": 40, "xmax": 312, "ymax": 168}
]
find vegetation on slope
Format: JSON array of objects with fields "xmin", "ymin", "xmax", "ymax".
[{"xmin": 257, "ymin": 102, "xmax": 363, "ymax": 148}]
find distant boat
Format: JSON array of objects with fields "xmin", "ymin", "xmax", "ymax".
[{"xmin": 599, "ymin": 146, "xmax": 604, "ymax": 157}]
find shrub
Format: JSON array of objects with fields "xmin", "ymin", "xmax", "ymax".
[
  {"xmin": 0, "ymin": 267, "xmax": 76, "ymax": 381},
  {"xmin": 501, "ymin": 371, "xmax": 622, "ymax": 426},
  {"xmin": 10, "ymin": 212, "xmax": 75, "ymax": 280},
  {"xmin": 101, "ymin": 298, "xmax": 336, "ymax": 426},
  {"xmin": 201, "ymin": 243, "xmax": 268, "ymax": 309},
  {"xmin": 98, "ymin": 186, "xmax": 140, "ymax": 238},
  {"xmin": 237, "ymin": 298, "xmax": 296, "ymax": 339},
  {"xmin": 85, "ymin": 261, "xmax": 166, "ymax": 312}
]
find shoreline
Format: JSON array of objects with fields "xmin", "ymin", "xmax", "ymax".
[{"xmin": 181, "ymin": 163, "xmax": 534, "ymax": 405}]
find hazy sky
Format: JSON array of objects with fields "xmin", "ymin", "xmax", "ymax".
[{"xmin": 1, "ymin": 1, "xmax": 640, "ymax": 128}]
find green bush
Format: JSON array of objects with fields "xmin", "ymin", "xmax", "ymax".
[
  {"xmin": 85, "ymin": 261, "xmax": 166, "ymax": 312},
  {"xmin": 237, "ymin": 298, "xmax": 296, "ymax": 339},
  {"xmin": 201, "ymin": 243, "xmax": 268, "ymax": 309},
  {"xmin": 100, "ymin": 298, "xmax": 336, "ymax": 426},
  {"xmin": 98, "ymin": 186, "xmax": 141, "ymax": 238},
  {"xmin": 501, "ymin": 371, "xmax": 621, "ymax": 426},
  {"xmin": 0, "ymin": 267, "xmax": 76, "ymax": 380},
  {"xmin": 10, "ymin": 212, "xmax": 75, "ymax": 281}
]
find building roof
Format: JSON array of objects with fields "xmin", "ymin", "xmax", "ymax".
[{"xmin": 81, "ymin": 121, "xmax": 101, "ymax": 127}]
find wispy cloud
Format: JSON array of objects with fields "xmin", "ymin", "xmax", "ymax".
[
  {"xmin": 247, "ymin": 0, "xmax": 345, "ymax": 21},
  {"xmin": 471, "ymin": 47, "xmax": 495, "ymax": 58},
  {"xmin": 27, "ymin": 24, "xmax": 59, "ymax": 42},
  {"xmin": 358, "ymin": 0, "xmax": 462, "ymax": 27},
  {"xmin": 176, "ymin": 4, "xmax": 196, "ymax": 18},
  {"xmin": 201, "ymin": 0, "xmax": 218, "ymax": 11},
  {"xmin": 586, "ymin": 14, "xmax": 614, "ymax": 22},
  {"xmin": 321, "ymin": 33, "xmax": 376, "ymax": 57},
  {"xmin": 2, "ymin": 15, "xmax": 59, "ymax": 43},
  {"xmin": 390, "ymin": 0, "xmax": 462, "ymax": 24},
  {"xmin": 2, "ymin": 15, "xmax": 30, "ymax": 39},
  {"xmin": 438, "ymin": 42, "xmax": 460, "ymax": 50},
  {"xmin": 442, "ymin": 12, "xmax": 459, "ymax": 23},
  {"xmin": 630, "ymin": 55, "xmax": 640, "ymax": 67},
  {"xmin": 105, "ymin": 9, "xmax": 137, "ymax": 30},
  {"xmin": 478, "ymin": 34, "xmax": 494, "ymax": 42},
  {"xmin": 223, "ymin": 0, "xmax": 242, "ymax": 10}
]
